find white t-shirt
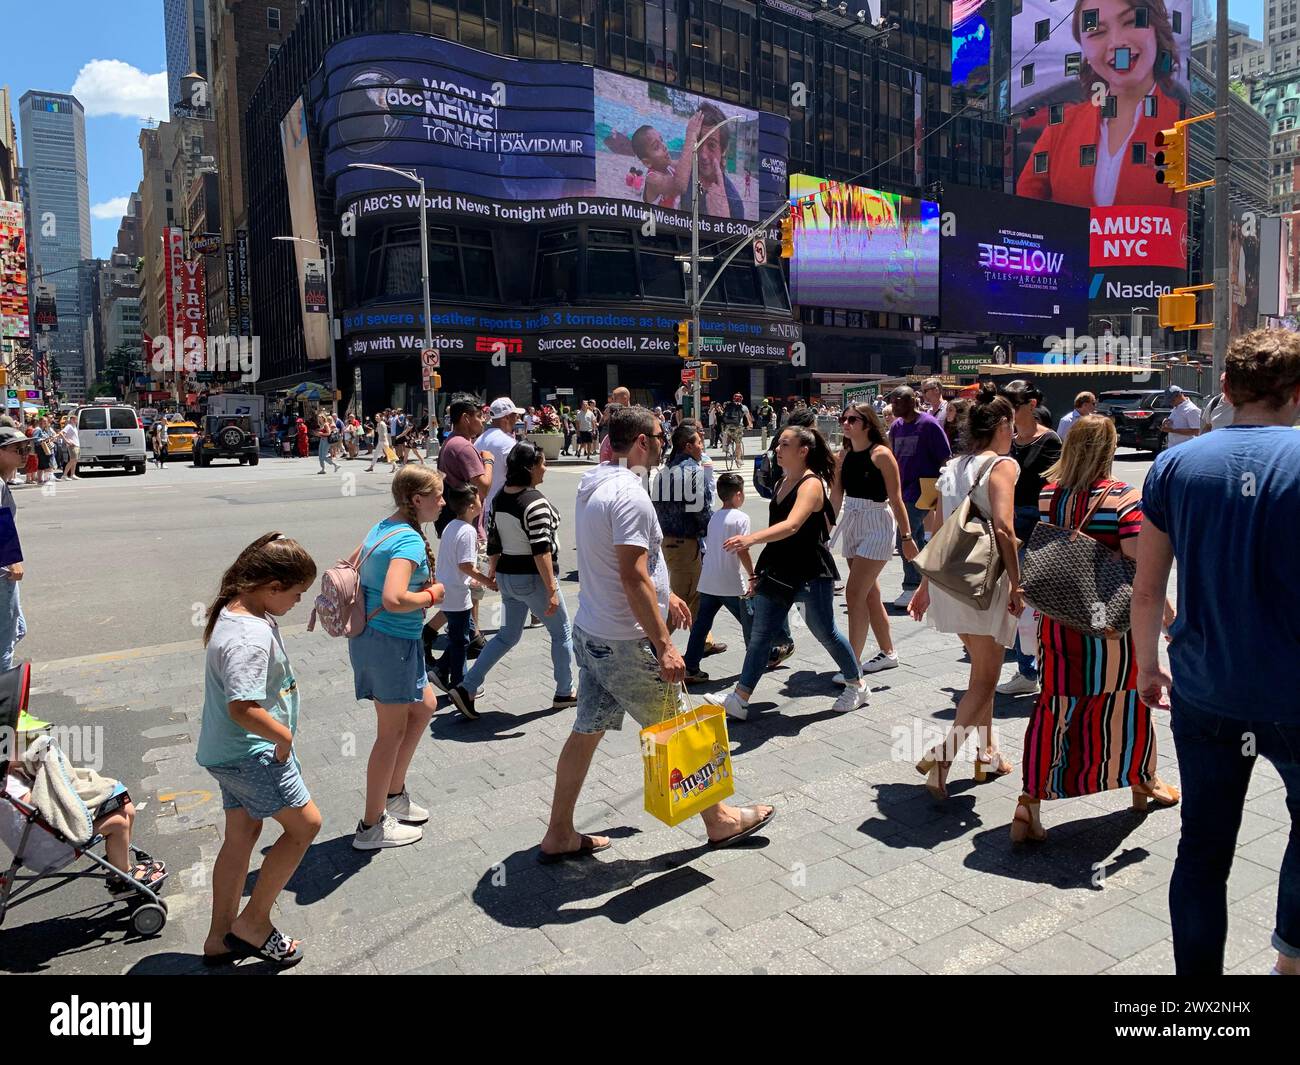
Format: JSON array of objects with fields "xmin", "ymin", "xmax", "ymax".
[
  {"xmin": 474, "ymin": 426, "xmax": 516, "ymax": 515},
  {"xmin": 699, "ymin": 508, "xmax": 751, "ymax": 598},
  {"xmin": 435, "ymin": 518, "xmax": 478, "ymax": 613},
  {"xmin": 1167, "ymin": 398, "xmax": 1202, "ymax": 447},
  {"xmin": 61, "ymin": 423, "xmax": 79, "ymax": 448},
  {"xmin": 574, "ymin": 463, "xmax": 670, "ymax": 641}
]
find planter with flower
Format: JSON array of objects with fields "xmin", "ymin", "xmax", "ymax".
[{"xmin": 526, "ymin": 404, "xmax": 563, "ymax": 460}]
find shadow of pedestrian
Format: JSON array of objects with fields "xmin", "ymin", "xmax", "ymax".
[
  {"xmin": 471, "ymin": 844, "xmax": 717, "ymax": 930},
  {"xmin": 428, "ymin": 706, "xmax": 558, "ymax": 743},
  {"xmin": 253, "ymin": 835, "xmax": 377, "ymax": 907},
  {"xmin": 124, "ymin": 951, "xmax": 289, "ymax": 975},
  {"xmin": 727, "ymin": 706, "xmax": 840, "ymax": 758},
  {"xmin": 857, "ymin": 780, "xmax": 985, "ymax": 851}
]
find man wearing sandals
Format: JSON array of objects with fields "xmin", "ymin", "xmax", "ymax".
[{"xmin": 539, "ymin": 406, "xmax": 774, "ymax": 863}]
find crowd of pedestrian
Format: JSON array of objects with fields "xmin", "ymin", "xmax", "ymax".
[{"xmin": 137, "ymin": 328, "xmax": 1300, "ymax": 973}]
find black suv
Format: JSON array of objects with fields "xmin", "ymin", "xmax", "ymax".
[
  {"xmin": 194, "ymin": 415, "xmax": 260, "ymax": 467},
  {"xmin": 1097, "ymin": 388, "xmax": 1204, "ymax": 455}
]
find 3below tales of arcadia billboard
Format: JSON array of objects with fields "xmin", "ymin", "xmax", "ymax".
[{"xmin": 307, "ymin": 33, "xmax": 790, "ymax": 239}]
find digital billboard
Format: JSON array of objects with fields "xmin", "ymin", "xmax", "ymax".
[
  {"xmin": 952, "ymin": 0, "xmax": 996, "ymax": 109},
  {"xmin": 940, "ymin": 186, "xmax": 1090, "ymax": 334},
  {"xmin": 0, "ymin": 201, "xmax": 29, "ymax": 339},
  {"xmin": 788, "ymin": 174, "xmax": 940, "ymax": 316},
  {"xmin": 309, "ymin": 33, "xmax": 789, "ymax": 236},
  {"xmin": 281, "ymin": 96, "xmax": 332, "ymax": 362}
]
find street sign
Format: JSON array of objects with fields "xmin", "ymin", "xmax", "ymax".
[
  {"xmin": 842, "ymin": 383, "xmax": 879, "ymax": 407},
  {"xmin": 753, "ymin": 238, "xmax": 767, "ymax": 266},
  {"xmin": 555, "ymin": 387, "xmax": 574, "ymax": 395},
  {"xmin": 683, "ymin": 359, "xmax": 703, "ymax": 369},
  {"xmin": 420, "ymin": 348, "xmax": 440, "ymax": 369},
  {"xmin": 681, "ymin": 369, "xmax": 696, "ymax": 384}
]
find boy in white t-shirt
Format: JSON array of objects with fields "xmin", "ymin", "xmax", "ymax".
[
  {"xmin": 431, "ymin": 486, "xmax": 496, "ymax": 692},
  {"xmin": 684, "ymin": 473, "xmax": 755, "ymax": 683}
]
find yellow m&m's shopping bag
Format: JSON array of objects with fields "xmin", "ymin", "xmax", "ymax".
[{"xmin": 641, "ymin": 699, "xmax": 734, "ymax": 827}]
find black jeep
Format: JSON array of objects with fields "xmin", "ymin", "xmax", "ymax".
[{"xmin": 194, "ymin": 414, "xmax": 260, "ymax": 467}]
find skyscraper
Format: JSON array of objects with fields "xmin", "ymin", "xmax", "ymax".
[
  {"xmin": 1267, "ymin": 0, "xmax": 1300, "ymax": 72},
  {"xmin": 164, "ymin": 0, "xmax": 211, "ymax": 115},
  {"xmin": 19, "ymin": 91, "xmax": 92, "ymax": 402}
]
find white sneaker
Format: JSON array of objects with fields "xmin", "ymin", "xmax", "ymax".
[
  {"xmin": 352, "ymin": 813, "xmax": 422, "ymax": 850},
  {"xmin": 385, "ymin": 790, "xmax": 429, "ymax": 825},
  {"xmin": 996, "ymin": 672, "xmax": 1039, "ymax": 696},
  {"xmin": 863, "ymin": 651, "xmax": 900, "ymax": 674},
  {"xmin": 723, "ymin": 691, "xmax": 750, "ymax": 721},
  {"xmin": 832, "ymin": 684, "xmax": 869, "ymax": 713},
  {"xmin": 894, "ymin": 589, "xmax": 916, "ymax": 609}
]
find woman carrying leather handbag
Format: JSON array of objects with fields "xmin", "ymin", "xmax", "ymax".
[
  {"xmin": 907, "ymin": 384, "xmax": 1024, "ymax": 800},
  {"xmin": 1009, "ymin": 414, "xmax": 1179, "ymax": 844}
]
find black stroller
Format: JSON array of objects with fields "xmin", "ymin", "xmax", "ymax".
[{"xmin": 0, "ymin": 662, "xmax": 168, "ymax": 936}]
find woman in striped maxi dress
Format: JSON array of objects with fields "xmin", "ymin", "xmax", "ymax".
[{"xmin": 1012, "ymin": 414, "xmax": 1180, "ymax": 843}]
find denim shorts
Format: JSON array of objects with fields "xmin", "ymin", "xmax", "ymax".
[
  {"xmin": 572, "ymin": 626, "xmax": 679, "ymax": 734},
  {"xmin": 206, "ymin": 749, "xmax": 311, "ymax": 821},
  {"xmin": 350, "ymin": 624, "xmax": 429, "ymax": 703}
]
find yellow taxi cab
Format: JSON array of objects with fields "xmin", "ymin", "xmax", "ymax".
[{"xmin": 161, "ymin": 420, "xmax": 199, "ymax": 459}]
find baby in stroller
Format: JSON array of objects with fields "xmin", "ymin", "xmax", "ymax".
[{"xmin": 0, "ymin": 663, "xmax": 168, "ymax": 935}]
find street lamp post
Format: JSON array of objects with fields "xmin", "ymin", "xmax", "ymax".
[
  {"xmin": 274, "ymin": 233, "xmax": 339, "ymax": 414},
  {"xmin": 348, "ymin": 163, "xmax": 436, "ymax": 432}
]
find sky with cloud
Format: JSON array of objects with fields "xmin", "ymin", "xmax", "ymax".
[{"xmin": 3, "ymin": 4, "xmax": 167, "ymax": 258}]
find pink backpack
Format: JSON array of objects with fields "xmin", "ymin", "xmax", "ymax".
[{"xmin": 307, "ymin": 528, "xmax": 405, "ymax": 638}]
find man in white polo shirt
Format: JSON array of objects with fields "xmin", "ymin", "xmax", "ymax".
[
  {"xmin": 1162, "ymin": 386, "xmax": 1202, "ymax": 449},
  {"xmin": 474, "ymin": 396, "xmax": 524, "ymax": 517}
]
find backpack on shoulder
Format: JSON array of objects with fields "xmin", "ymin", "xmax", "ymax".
[{"xmin": 307, "ymin": 528, "xmax": 404, "ymax": 637}]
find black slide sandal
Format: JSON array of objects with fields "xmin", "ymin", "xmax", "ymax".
[{"xmin": 223, "ymin": 929, "xmax": 305, "ymax": 968}]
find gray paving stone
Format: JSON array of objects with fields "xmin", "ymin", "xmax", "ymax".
[
  {"xmin": 1072, "ymin": 903, "xmax": 1173, "ymax": 960},
  {"xmin": 808, "ymin": 918, "xmax": 914, "ymax": 973},
  {"xmin": 714, "ymin": 913, "xmax": 821, "ymax": 967},
  {"xmin": 789, "ymin": 886, "xmax": 889, "ymax": 936},
  {"xmin": 903, "ymin": 925, "xmax": 1011, "ymax": 975},
  {"xmin": 704, "ymin": 879, "xmax": 803, "ymax": 931},
  {"xmin": 1004, "ymin": 933, "xmax": 1118, "ymax": 975},
  {"xmin": 457, "ymin": 928, "xmax": 564, "ymax": 975},
  {"xmin": 971, "ymin": 897, "xmax": 1076, "ymax": 951},
  {"xmin": 877, "ymin": 891, "xmax": 984, "ymax": 944}
]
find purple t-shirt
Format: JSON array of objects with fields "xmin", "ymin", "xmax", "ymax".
[
  {"xmin": 438, "ymin": 434, "xmax": 487, "ymax": 538},
  {"xmin": 889, "ymin": 411, "xmax": 952, "ymax": 503}
]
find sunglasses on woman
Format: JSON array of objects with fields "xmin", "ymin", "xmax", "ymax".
[{"xmin": 839, "ymin": 414, "xmax": 862, "ymax": 426}]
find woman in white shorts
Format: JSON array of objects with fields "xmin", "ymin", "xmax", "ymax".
[{"xmin": 830, "ymin": 401, "xmax": 916, "ymax": 680}]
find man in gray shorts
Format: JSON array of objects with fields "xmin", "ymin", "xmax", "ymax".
[{"xmin": 538, "ymin": 406, "xmax": 774, "ymax": 862}]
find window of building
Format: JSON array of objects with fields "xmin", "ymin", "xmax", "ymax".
[
  {"xmin": 585, "ymin": 229, "xmax": 638, "ymax": 299},
  {"xmin": 1157, "ymin": 50, "xmax": 1172, "ymax": 72},
  {"xmin": 1034, "ymin": 151, "xmax": 1049, "ymax": 174},
  {"xmin": 535, "ymin": 229, "xmax": 580, "ymax": 301},
  {"xmin": 1064, "ymin": 52, "xmax": 1082, "ymax": 76},
  {"xmin": 1049, "ymin": 103, "xmax": 1065, "ymax": 124},
  {"xmin": 1113, "ymin": 47, "xmax": 1131, "ymax": 71},
  {"xmin": 267, "ymin": 7, "xmax": 280, "ymax": 30},
  {"xmin": 1081, "ymin": 8, "xmax": 1099, "ymax": 31},
  {"xmin": 1101, "ymin": 95, "xmax": 1118, "ymax": 117},
  {"xmin": 268, "ymin": 43, "xmax": 280, "ymax": 61},
  {"xmin": 1022, "ymin": 63, "xmax": 1035, "ymax": 87},
  {"xmin": 1134, "ymin": 6, "xmax": 1149, "ymax": 28},
  {"xmin": 1172, "ymin": 10, "xmax": 1182, "ymax": 33},
  {"xmin": 1144, "ymin": 94, "xmax": 1158, "ymax": 117},
  {"xmin": 1132, "ymin": 142, "xmax": 1147, "ymax": 164},
  {"xmin": 1080, "ymin": 144, "xmax": 1098, "ymax": 167},
  {"xmin": 1035, "ymin": 18, "xmax": 1051, "ymax": 42}
]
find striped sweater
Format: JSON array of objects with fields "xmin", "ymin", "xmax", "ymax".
[{"xmin": 487, "ymin": 487, "xmax": 561, "ymax": 574}]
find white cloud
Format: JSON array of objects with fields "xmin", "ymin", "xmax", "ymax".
[
  {"xmin": 91, "ymin": 196, "xmax": 131, "ymax": 221},
  {"xmin": 70, "ymin": 60, "xmax": 169, "ymax": 122}
]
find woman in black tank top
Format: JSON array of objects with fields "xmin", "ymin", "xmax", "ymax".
[
  {"xmin": 718, "ymin": 425, "xmax": 867, "ymax": 721},
  {"xmin": 831, "ymin": 402, "xmax": 917, "ymax": 679}
]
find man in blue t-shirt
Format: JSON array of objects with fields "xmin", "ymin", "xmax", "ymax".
[{"xmin": 1133, "ymin": 328, "xmax": 1300, "ymax": 977}]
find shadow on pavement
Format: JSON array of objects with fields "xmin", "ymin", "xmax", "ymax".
[
  {"xmin": 962, "ymin": 808, "xmax": 1153, "ymax": 889},
  {"xmin": 256, "ymin": 835, "xmax": 378, "ymax": 907},
  {"xmin": 428, "ymin": 705, "xmax": 559, "ymax": 743},
  {"xmin": 0, "ymin": 902, "xmax": 155, "ymax": 973},
  {"xmin": 727, "ymin": 705, "xmax": 840, "ymax": 757}
]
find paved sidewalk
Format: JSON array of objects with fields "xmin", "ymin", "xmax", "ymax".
[{"xmin": 4, "ymin": 561, "xmax": 1287, "ymax": 975}]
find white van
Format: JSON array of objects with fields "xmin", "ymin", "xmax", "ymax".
[{"xmin": 74, "ymin": 403, "xmax": 147, "ymax": 474}]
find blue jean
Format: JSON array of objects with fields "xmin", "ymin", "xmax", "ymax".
[
  {"xmin": 738, "ymin": 577, "xmax": 859, "ymax": 693},
  {"xmin": 317, "ymin": 436, "xmax": 335, "ymax": 470},
  {"xmin": 684, "ymin": 594, "xmax": 753, "ymax": 673},
  {"xmin": 461, "ymin": 572, "xmax": 574, "ymax": 696},
  {"xmin": 0, "ymin": 577, "xmax": 25, "ymax": 669},
  {"xmin": 437, "ymin": 609, "xmax": 473, "ymax": 688},
  {"xmin": 1009, "ymin": 506, "xmax": 1040, "ymax": 679},
  {"xmin": 899, "ymin": 499, "xmax": 929, "ymax": 587},
  {"xmin": 1169, "ymin": 696, "xmax": 1300, "ymax": 973}
]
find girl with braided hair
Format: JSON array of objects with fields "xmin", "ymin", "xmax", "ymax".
[
  {"xmin": 198, "ymin": 533, "xmax": 319, "ymax": 967},
  {"xmin": 348, "ymin": 465, "xmax": 446, "ymax": 852}
]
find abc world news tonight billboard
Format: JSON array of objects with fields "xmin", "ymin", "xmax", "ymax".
[
  {"xmin": 1008, "ymin": 0, "xmax": 1192, "ymax": 314},
  {"xmin": 307, "ymin": 33, "xmax": 791, "ymax": 241}
]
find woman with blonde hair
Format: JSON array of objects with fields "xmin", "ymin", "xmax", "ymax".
[
  {"xmin": 348, "ymin": 465, "xmax": 446, "ymax": 851},
  {"xmin": 1011, "ymin": 414, "xmax": 1178, "ymax": 843}
]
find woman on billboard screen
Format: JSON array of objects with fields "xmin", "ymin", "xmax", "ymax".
[{"xmin": 1014, "ymin": 0, "xmax": 1189, "ymax": 209}]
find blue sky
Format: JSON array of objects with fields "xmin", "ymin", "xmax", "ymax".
[
  {"xmin": 3, "ymin": 3, "xmax": 168, "ymax": 258},
  {"xmin": 0, "ymin": 1, "xmax": 1269, "ymax": 258}
]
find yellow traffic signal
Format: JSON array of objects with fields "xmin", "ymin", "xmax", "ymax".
[
  {"xmin": 780, "ymin": 216, "xmax": 794, "ymax": 258},
  {"xmin": 0, "ymin": 368, "xmax": 7, "ymax": 388},
  {"xmin": 676, "ymin": 321, "xmax": 691, "ymax": 359},
  {"xmin": 1153, "ymin": 125, "xmax": 1187, "ymax": 191},
  {"xmin": 1157, "ymin": 291, "xmax": 1197, "ymax": 328},
  {"xmin": 701, "ymin": 362, "xmax": 718, "ymax": 382},
  {"xmin": 431, "ymin": 372, "xmax": 442, "ymax": 390}
]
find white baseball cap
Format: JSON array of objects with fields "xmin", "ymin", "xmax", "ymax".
[{"xmin": 488, "ymin": 397, "xmax": 525, "ymax": 419}]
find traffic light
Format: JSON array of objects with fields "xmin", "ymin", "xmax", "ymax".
[
  {"xmin": 1153, "ymin": 124, "xmax": 1187, "ymax": 191},
  {"xmin": 701, "ymin": 362, "xmax": 718, "ymax": 382},
  {"xmin": 1157, "ymin": 291, "xmax": 1197, "ymax": 328},
  {"xmin": 0, "ymin": 368, "xmax": 7, "ymax": 388},
  {"xmin": 431, "ymin": 372, "xmax": 442, "ymax": 390},
  {"xmin": 676, "ymin": 320, "xmax": 690, "ymax": 358},
  {"xmin": 780, "ymin": 216, "xmax": 795, "ymax": 258}
]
